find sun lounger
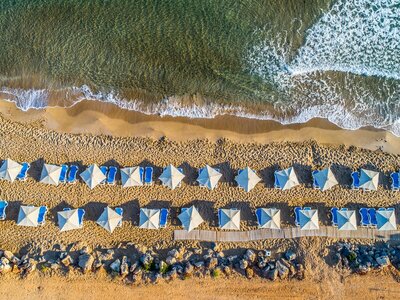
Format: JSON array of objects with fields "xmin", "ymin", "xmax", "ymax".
[
  {"xmin": 144, "ymin": 167, "xmax": 153, "ymax": 185},
  {"xmin": 294, "ymin": 207, "xmax": 302, "ymax": 226},
  {"xmin": 107, "ymin": 166, "xmax": 117, "ymax": 185},
  {"xmin": 274, "ymin": 171, "xmax": 280, "ymax": 189},
  {"xmin": 115, "ymin": 207, "xmax": 123, "ymax": 227},
  {"xmin": 59, "ymin": 164, "xmax": 69, "ymax": 183},
  {"xmin": 390, "ymin": 172, "xmax": 399, "ymax": 191},
  {"xmin": 387, "ymin": 207, "xmax": 395, "ymax": 211},
  {"xmin": 359, "ymin": 208, "xmax": 370, "ymax": 227},
  {"xmin": 351, "ymin": 171, "xmax": 359, "ymax": 189},
  {"xmin": 159, "ymin": 208, "xmax": 169, "ymax": 228},
  {"xmin": 255, "ymin": 208, "xmax": 262, "ymax": 225},
  {"xmin": 100, "ymin": 166, "xmax": 108, "ymax": 184},
  {"xmin": 67, "ymin": 165, "xmax": 79, "ymax": 183},
  {"xmin": 16, "ymin": 162, "xmax": 30, "ymax": 181},
  {"xmin": 139, "ymin": 167, "xmax": 144, "ymax": 183},
  {"xmin": 0, "ymin": 201, "xmax": 8, "ymax": 220},
  {"xmin": 37, "ymin": 206, "xmax": 48, "ymax": 225},
  {"xmin": 368, "ymin": 208, "xmax": 377, "ymax": 227},
  {"xmin": 312, "ymin": 170, "xmax": 319, "ymax": 189},
  {"xmin": 331, "ymin": 207, "xmax": 339, "ymax": 226}
]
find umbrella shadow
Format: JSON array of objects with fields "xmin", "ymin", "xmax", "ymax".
[
  {"xmin": 259, "ymin": 165, "xmax": 279, "ymax": 188},
  {"xmin": 119, "ymin": 199, "xmax": 140, "ymax": 224}
]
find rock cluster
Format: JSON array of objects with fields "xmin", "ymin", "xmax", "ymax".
[
  {"xmin": 333, "ymin": 242, "xmax": 400, "ymax": 274},
  {"xmin": 0, "ymin": 245, "xmax": 304, "ymax": 283}
]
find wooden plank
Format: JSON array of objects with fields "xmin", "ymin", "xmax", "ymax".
[{"xmin": 174, "ymin": 227, "xmax": 400, "ymax": 242}]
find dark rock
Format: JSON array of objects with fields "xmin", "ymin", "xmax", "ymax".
[
  {"xmin": 276, "ymin": 260, "xmax": 289, "ymax": 279},
  {"xmin": 245, "ymin": 267, "xmax": 254, "ymax": 279},
  {"xmin": 285, "ymin": 250, "xmax": 296, "ymax": 261},
  {"xmin": 239, "ymin": 259, "xmax": 248, "ymax": 270},
  {"xmin": 376, "ymin": 256, "xmax": 390, "ymax": 267},
  {"xmin": 78, "ymin": 254, "xmax": 94, "ymax": 273},
  {"xmin": 244, "ymin": 249, "xmax": 256, "ymax": 263},
  {"xmin": 266, "ymin": 268, "xmax": 278, "ymax": 281},
  {"xmin": 110, "ymin": 259, "xmax": 121, "ymax": 273},
  {"xmin": 206, "ymin": 257, "xmax": 218, "ymax": 269}
]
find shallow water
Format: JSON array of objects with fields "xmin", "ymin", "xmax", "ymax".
[{"xmin": 0, "ymin": 0, "xmax": 399, "ymax": 134}]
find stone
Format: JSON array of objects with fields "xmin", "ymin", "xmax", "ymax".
[
  {"xmin": 216, "ymin": 251, "xmax": 225, "ymax": 258},
  {"xmin": 194, "ymin": 261, "xmax": 205, "ymax": 268},
  {"xmin": 376, "ymin": 256, "xmax": 390, "ymax": 267},
  {"xmin": 257, "ymin": 257, "xmax": 267, "ymax": 269},
  {"xmin": 93, "ymin": 259, "xmax": 103, "ymax": 269},
  {"xmin": 276, "ymin": 260, "xmax": 289, "ymax": 279},
  {"xmin": 78, "ymin": 254, "xmax": 94, "ymax": 273},
  {"xmin": 132, "ymin": 265, "xmax": 143, "ymax": 276},
  {"xmin": 227, "ymin": 255, "xmax": 238, "ymax": 263},
  {"xmin": 244, "ymin": 249, "xmax": 256, "ymax": 263},
  {"xmin": 183, "ymin": 251, "xmax": 193, "ymax": 261},
  {"xmin": 239, "ymin": 259, "xmax": 248, "ymax": 270},
  {"xmin": 184, "ymin": 262, "xmax": 194, "ymax": 275},
  {"xmin": 245, "ymin": 267, "xmax": 254, "ymax": 279},
  {"xmin": 223, "ymin": 265, "xmax": 231, "ymax": 276},
  {"xmin": 61, "ymin": 255, "xmax": 73, "ymax": 267},
  {"xmin": 0, "ymin": 257, "xmax": 11, "ymax": 274},
  {"xmin": 2, "ymin": 250, "xmax": 14, "ymax": 261},
  {"xmin": 168, "ymin": 249, "xmax": 180, "ymax": 259},
  {"xmin": 207, "ymin": 257, "xmax": 218, "ymax": 269},
  {"xmin": 140, "ymin": 252, "xmax": 153, "ymax": 266},
  {"xmin": 120, "ymin": 256, "xmax": 129, "ymax": 276},
  {"xmin": 266, "ymin": 268, "xmax": 278, "ymax": 281},
  {"xmin": 110, "ymin": 259, "xmax": 121, "ymax": 273},
  {"xmin": 285, "ymin": 250, "xmax": 296, "ymax": 261},
  {"xmin": 80, "ymin": 246, "xmax": 91, "ymax": 255},
  {"xmin": 166, "ymin": 256, "xmax": 176, "ymax": 266}
]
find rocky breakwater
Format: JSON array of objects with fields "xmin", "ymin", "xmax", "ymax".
[{"xmin": 0, "ymin": 243, "xmax": 305, "ymax": 283}]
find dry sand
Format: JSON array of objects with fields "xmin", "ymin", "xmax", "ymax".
[{"xmin": 0, "ymin": 99, "xmax": 400, "ymax": 298}]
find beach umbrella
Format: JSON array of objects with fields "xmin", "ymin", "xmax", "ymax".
[
  {"xmin": 337, "ymin": 210, "xmax": 357, "ymax": 231},
  {"xmin": 80, "ymin": 164, "xmax": 106, "ymax": 189},
  {"xmin": 120, "ymin": 166, "xmax": 143, "ymax": 187},
  {"xmin": 235, "ymin": 167, "xmax": 261, "ymax": 192},
  {"xmin": 197, "ymin": 165, "xmax": 222, "ymax": 190},
  {"xmin": 57, "ymin": 209, "xmax": 82, "ymax": 231},
  {"xmin": 40, "ymin": 163, "xmax": 62, "ymax": 185},
  {"xmin": 256, "ymin": 208, "xmax": 281, "ymax": 229},
  {"xmin": 359, "ymin": 169, "xmax": 379, "ymax": 191},
  {"xmin": 178, "ymin": 206, "xmax": 204, "ymax": 232},
  {"xmin": 17, "ymin": 205, "xmax": 40, "ymax": 227},
  {"xmin": 313, "ymin": 167, "xmax": 338, "ymax": 191},
  {"xmin": 275, "ymin": 167, "xmax": 299, "ymax": 190},
  {"xmin": 96, "ymin": 207, "xmax": 123, "ymax": 233},
  {"xmin": 219, "ymin": 209, "xmax": 240, "ymax": 230},
  {"xmin": 299, "ymin": 209, "xmax": 319, "ymax": 230},
  {"xmin": 159, "ymin": 165, "xmax": 185, "ymax": 190},
  {"xmin": 0, "ymin": 159, "xmax": 23, "ymax": 182},
  {"xmin": 376, "ymin": 210, "xmax": 397, "ymax": 231},
  {"xmin": 139, "ymin": 208, "xmax": 160, "ymax": 229}
]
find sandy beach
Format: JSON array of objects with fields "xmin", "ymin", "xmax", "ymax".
[{"xmin": 0, "ymin": 99, "xmax": 400, "ymax": 298}]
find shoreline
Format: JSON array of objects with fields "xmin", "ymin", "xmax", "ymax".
[{"xmin": 0, "ymin": 98, "xmax": 398, "ymax": 154}]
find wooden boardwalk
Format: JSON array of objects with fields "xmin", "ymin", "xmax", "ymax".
[{"xmin": 174, "ymin": 227, "xmax": 400, "ymax": 242}]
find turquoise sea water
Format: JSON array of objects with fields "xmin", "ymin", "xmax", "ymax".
[{"xmin": 0, "ymin": 0, "xmax": 399, "ymax": 134}]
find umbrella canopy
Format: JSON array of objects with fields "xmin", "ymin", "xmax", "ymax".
[
  {"xmin": 40, "ymin": 164, "xmax": 62, "ymax": 185},
  {"xmin": 97, "ymin": 207, "xmax": 123, "ymax": 233},
  {"xmin": 159, "ymin": 165, "xmax": 185, "ymax": 190},
  {"xmin": 299, "ymin": 209, "xmax": 319, "ymax": 230},
  {"xmin": 139, "ymin": 208, "xmax": 160, "ymax": 229},
  {"xmin": 275, "ymin": 167, "xmax": 299, "ymax": 190},
  {"xmin": 257, "ymin": 208, "xmax": 281, "ymax": 229},
  {"xmin": 337, "ymin": 210, "xmax": 357, "ymax": 230},
  {"xmin": 376, "ymin": 210, "xmax": 397, "ymax": 231},
  {"xmin": 0, "ymin": 159, "xmax": 23, "ymax": 182},
  {"xmin": 235, "ymin": 167, "xmax": 261, "ymax": 192},
  {"xmin": 178, "ymin": 206, "xmax": 204, "ymax": 232},
  {"xmin": 17, "ymin": 205, "xmax": 40, "ymax": 227},
  {"xmin": 80, "ymin": 164, "xmax": 106, "ymax": 189},
  {"xmin": 219, "ymin": 209, "xmax": 240, "ymax": 230},
  {"xmin": 120, "ymin": 166, "xmax": 143, "ymax": 187},
  {"xmin": 313, "ymin": 167, "xmax": 338, "ymax": 191},
  {"xmin": 197, "ymin": 165, "xmax": 222, "ymax": 190},
  {"xmin": 359, "ymin": 169, "xmax": 379, "ymax": 191},
  {"xmin": 58, "ymin": 209, "xmax": 82, "ymax": 231}
]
